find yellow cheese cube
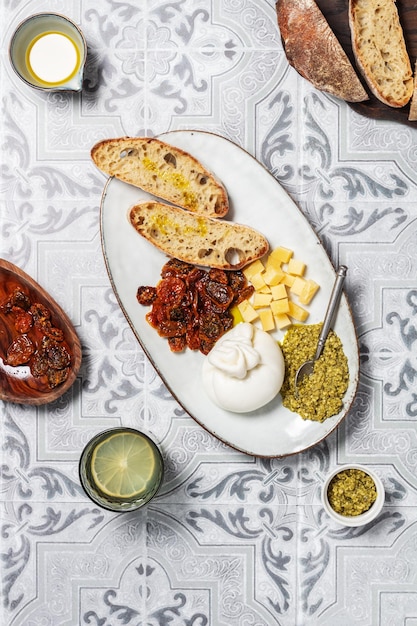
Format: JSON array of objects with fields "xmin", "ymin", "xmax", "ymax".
[
  {"xmin": 268, "ymin": 246, "xmax": 293, "ymax": 265},
  {"xmin": 259, "ymin": 309, "xmax": 275, "ymax": 332},
  {"xmin": 263, "ymin": 265, "xmax": 285, "ymax": 286},
  {"xmin": 281, "ymin": 273, "xmax": 295, "ymax": 287},
  {"xmin": 253, "ymin": 293, "xmax": 273, "ymax": 309},
  {"xmin": 271, "ymin": 283, "xmax": 288, "ymax": 300},
  {"xmin": 237, "ymin": 300, "xmax": 259, "ymax": 323},
  {"xmin": 274, "ymin": 313, "xmax": 292, "ymax": 329},
  {"xmin": 288, "ymin": 301, "xmax": 309, "ymax": 322},
  {"xmin": 243, "ymin": 259, "xmax": 265, "ymax": 280},
  {"xmin": 265, "ymin": 256, "xmax": 282, "ymax": 272},
  {"xmin": 287, "ymin": 258, "xmax": 306, "ymax": 276},
  {"xmin": 299, "ymin": 279, "xmax": 320, "ymax": 305},
  {"xmin": 271, "ymin": 298, "xmax": 290, "ymax": 315},
  {"xmin": 249, "ymin": 272, "xmax": 267, "ymax": 291},
  {"xmin": 290, "ymin": 276, "xmax": 307, "ymax": 297},
  {"xmin": 258, "ymin": 285, "xmax": 272, "ymax": 294}
]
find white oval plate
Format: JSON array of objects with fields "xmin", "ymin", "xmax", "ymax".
[{"xmin": 100, "ymin": 130, "xmax": 359, "ymax": 457}]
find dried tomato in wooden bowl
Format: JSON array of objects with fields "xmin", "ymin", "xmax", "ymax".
[{"xmin": 0, "ymin": 259, "xmax": 82, "ymax": 405}]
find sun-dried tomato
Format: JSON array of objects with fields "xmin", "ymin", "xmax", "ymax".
[
  {"xmin": 40, "ymin": 320, "xmax": 64, "ymax": 342},
  {"xmin": 43, "ymin": 338, "xmax": 71, "ymax": 369},
  {"xmin": 1, "ymin": 289, "xmax": 31, "ymax": 313},
  {"xmin": 14, "ymin": 311, "xmax": 33, "ymax": 334},
  {"xmin": 227, "ymin": 270, "xmax": 246, "ymax": 293},
  {"xmin": 169, "ymin": 305, "xmax": 191, "ymax": 324},
  {"xmin": 136, "ymin": 286, "xmax": 157, "ymax": 306},
  {"xmin": 156, "ymin": 277, "xmax": 186, "ymax": 306},
  {"xmin": 137, "ymin": 260, "xmax": 252, "ymax": 354},
  {"xmin": 168, "ymin": 336, "xmax": 187, "ymax": 352},
  {"xmin": 30, "ymin": 350, "xmax": 50, "ymax": 377},
  {"xmin": 47, "ymin": 367, "xmax": 69, "ymax": 388},
  {"xmin": 199, "ymin": 336, "xmax": 217, "ymax": 355},
  {"xmin": 161, "ymin": 258, "xmax": 195, "ymax": 279},
  {"xmin": 234, "ymin": 284, "xmax": 255, "ymax": 305},
  {"xmin": 205, "ymin": 280, "xmax": 234, "ymax": 310},
  {"xmin": 1, "ymin": 287, "xmax": 72, "ymax": 390},
  {"xmin": 207, "ymin": 268, "xmax": 229, "ymax": 285},
  {"xmin": 30, "ymin": 303, "xmax": 50, "ymax": 324},
  {"xmin": 6, "ymin": 335, "xmax": 35, "ymax": 366}
]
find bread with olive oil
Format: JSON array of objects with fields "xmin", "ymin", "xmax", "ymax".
[
  {"xmin": 129, "ymin": 202, "xmax": 269, "ymax": 270},
  {"xmin": 91, "ymin": 137, "xmax": 229, "ymax": 218},
  {"xmin": 276, "ymin": 0, "xmax": 368, "ymax": 103},
  {"xmin": 349, "ymin": 0, "xmax": 413, "ymax": 108}
]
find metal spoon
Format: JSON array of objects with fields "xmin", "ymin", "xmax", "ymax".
[{"xmin": 294, "ymin": 265, "xmax": 347, "ymax": 394}]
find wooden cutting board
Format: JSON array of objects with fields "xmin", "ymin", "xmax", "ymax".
[{"xmin": 307, "ymin": 0, "xmax": 417, "ymax": 126}]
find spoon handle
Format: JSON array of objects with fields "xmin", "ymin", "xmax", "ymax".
[{"xmin": 313, "ymin": 265, "xmax": 347, "ymax": 360}]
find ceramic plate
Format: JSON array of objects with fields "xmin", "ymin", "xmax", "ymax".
[
  {"xmin": 100, "ymin": 130, "xmax": 359, "ymax": 457},
  {"xmin": 0, "ymin": 259, "xmax": 82, "ymax": 405}
]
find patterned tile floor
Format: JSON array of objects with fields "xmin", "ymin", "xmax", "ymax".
[{"xmin": 1, "ymin": 1, "xmax": 417, "ymax": 624}]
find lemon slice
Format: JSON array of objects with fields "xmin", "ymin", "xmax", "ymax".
[{"xmin": 91, "ymin": 431, "xmax": 156, "ymax": 499}]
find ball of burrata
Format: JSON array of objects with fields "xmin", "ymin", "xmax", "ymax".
[{"xmin": 202, "ymin": 322, "xmax": 285, "ymax": 413}]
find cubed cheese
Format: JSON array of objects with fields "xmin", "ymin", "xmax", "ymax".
[
  {"xmin": 237, "ymin": 300, "xmax": 259, "ymax": 323},
  {"xmin": 288, "ymin": 301, "xmax": 309, "ymax": 322},
  {"xmin": 243, "ymin": 259, "xmax": 265, "ymax": 280},
  {"xmin": 257, "ymin": 285, "xmax": 272, "ymax": 294},
  {"xmin": 268, "ymin": 246, "xmax": 293, "ymax": 264},
  {"xmin": 281, "ymin": 273, "xmax": 296, "ymax": 287},
  {"xmin": 287, "ymin": 258, "xmax": 306, "ymax": 276},
  {"xmin": 274, "ymin": 313, "xmax": 292, "ymax": 329},
  {"xmin": 290, "ymin": 276, "xmax": 307, "ymax": 297},
  {"xmin": 259, "ymin": 309, "xmax": 275, "ymax": 332},
  {"xmin": 263, "ymin": 266, "xmax": 285, "ymax": 286},
  {"xmin": 271, "ymin": 298, "xmax": 290, "ymax": 315},
  {"xmin": 250, "ymin": 272, "xmax": 267, "ymax": 291},
  {"xmin": 253, "ymin": 293, "xmax": 273, "ymax": 309},
  {"xmin": 299, "ymin": 279, "xmax": 320, "ymax": 305},
  {"xmin": 271, "ymin": 283, "xmax": 288, "ymax": 300}
]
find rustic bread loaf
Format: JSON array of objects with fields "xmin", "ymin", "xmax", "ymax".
[
  {"xmin": 409, "ymin": 61, "xmax": 417, "ymax": 121},
  {"xmin": 91, "ymin": 137, "xmax": 229, "ymax": 218},
  {"xmin": 349, "ymin": 0, "xmax": 413, "ymax": 108},
  {"xmin": 129, "ymin": 202, "xmax": 269, "ymax": 270},
  {"xmin": 277, "ymin": 0, "xmax": 368, "ymax": 103}
]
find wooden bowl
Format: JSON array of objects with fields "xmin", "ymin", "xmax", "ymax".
[{"xmin": 0, "ymin": 259, "xmax": 82, "ymax": 405}]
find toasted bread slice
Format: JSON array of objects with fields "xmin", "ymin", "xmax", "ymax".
[
  {"xmin": 277, "ymin": 0, "xmax": 368, "ymax": 103},
  {"xmin": 349, "ymin": 0, "xmax": 413, "ymax": 108},
  {"xmin": 129, "ymin": 202, "xmax": 269, "ymax": 270},
  {"xmin": 91, "ymin": 137, "xmax": 229, "ymax": 218}
]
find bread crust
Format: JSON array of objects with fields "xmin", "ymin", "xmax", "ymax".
[
  {"xmin": 277, "ymin": 0, "xmax": 369, "ymax": 103},
  {"xmin": 129, "ymin": 202, "xmax": 269, "ymax": 270},
  {"xmin": 349, "ymin": 0, "xmax": 413, "ymax": 108},
  {"xmin": 91, "ymin": 137, "xmax": 229, "ymax": 218},
  {"xmin": 409, "ymin": 61, "xmax": 417, "ymax": 121}
]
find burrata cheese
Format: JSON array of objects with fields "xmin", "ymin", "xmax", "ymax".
[{"xmin": 202, "ymin": 322, "xmax": 285, "ymax": 413}]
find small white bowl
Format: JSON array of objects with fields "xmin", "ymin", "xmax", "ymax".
[{"xmin": 322, "ymin": 464, "xmax": 385, "ymax": 527}]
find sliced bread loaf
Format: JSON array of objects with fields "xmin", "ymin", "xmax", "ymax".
[
  {"xmin": 277, "ymin": 0, "xmax": 368, "ymax": 103},
  {"xmin": 129, "ymin": 202, "xmax": 269, "ymax": 270},
  {"xmin": 349, "ymin": 0, "xmax": 413, "ymax": 108},
  {"xmin": 91, "ymin": 137, "xmax": 229, "ymax": 218},
  {"xmin": 409, "ymin": 61, "xmax": 417, "ymax": 120}
]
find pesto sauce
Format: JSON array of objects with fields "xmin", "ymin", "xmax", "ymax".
[
  {"xmin": 327, "ymin": 469, "xmax": 377, "ymax": 516},
  {"xmin": 280, "ymin": 323, "xmax": 349, "ymax": 422}
]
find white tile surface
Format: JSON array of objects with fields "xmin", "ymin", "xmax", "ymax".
[{"xmin": 1, "ymin": 0, "xmax": 417, "ymax": 624}]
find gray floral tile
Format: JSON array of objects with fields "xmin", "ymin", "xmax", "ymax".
[{"xmin": 2, "ymin": 0, "xmax": 417, "ymax": 624}]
